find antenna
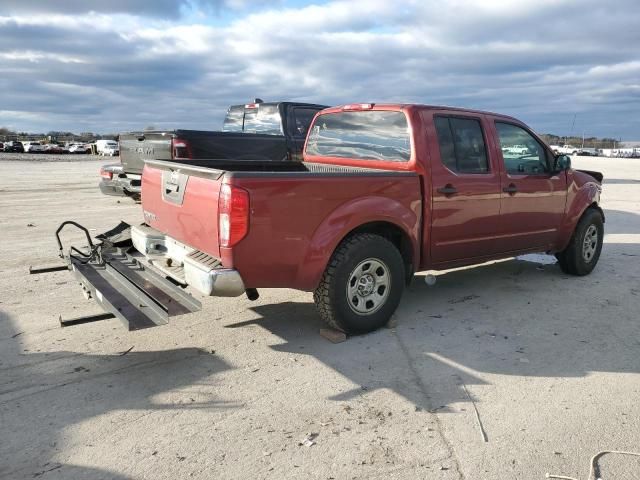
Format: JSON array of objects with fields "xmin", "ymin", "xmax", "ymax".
[{"xmin": 569, "ymin": 114, "xmax": 576, "ymax": 138}]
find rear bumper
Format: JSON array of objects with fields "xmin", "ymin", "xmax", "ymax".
[
  {"xmin": 99, "ymin": 169, "xmax": 141, "ymax": 197},
  {"xmin": 99, "ymin": 178, "xmax": 127, "ymax": 196},
  {"xmin": 131, "ymin": 224, "xmax": 245, "ymax": 297}
]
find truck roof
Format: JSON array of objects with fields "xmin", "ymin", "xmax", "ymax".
[
  {"xmin": 228, "ymin": 101, "xmax": 329, "ymax": 109},
  {"xmin": 319, "ymin": 103, "xmax": 521, "ymax": 123}
]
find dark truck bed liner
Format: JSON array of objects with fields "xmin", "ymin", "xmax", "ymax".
[{"xmin": 119, "ymin": 130, "xmax": 292, "ymax": 174}]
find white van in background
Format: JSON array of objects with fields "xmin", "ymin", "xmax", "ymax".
[{"xmin": 96, "ymin": 139, "xmax": 119, "ymax": 156}]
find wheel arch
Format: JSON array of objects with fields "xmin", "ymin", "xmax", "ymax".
[
  {"xmin": 296, "ymin": 197, "xmax": 421, "ymax": 291},
  {"xmin": 345, "ymin": 221, "xmax": 415, "ymax": 283},
  {"xmin": 557, "ymin": 185, "xmax": 604, "ymax": 252}
]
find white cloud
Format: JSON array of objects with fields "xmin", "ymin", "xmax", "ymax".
[{"xmin": 0, "ymin": 0, "xmax": 638, "ymax": 137}]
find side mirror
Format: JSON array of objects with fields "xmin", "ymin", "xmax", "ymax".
[{"xmin": 555, "ymin": 154, "xmax": 571, "ymax": 172}]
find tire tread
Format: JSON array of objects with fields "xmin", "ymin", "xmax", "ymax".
[{"xmin": 313, "ymin": 233, "xmax": 400, "ymax": 332}]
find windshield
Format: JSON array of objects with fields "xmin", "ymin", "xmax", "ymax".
[{"xmin": 305, "ymin": 110, "xmax": 411, "ymax": 162}]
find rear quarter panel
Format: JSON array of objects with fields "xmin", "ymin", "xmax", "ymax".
[{"xmin": 226, "ymin": 173, "xmax": 422, "ymax": 290}]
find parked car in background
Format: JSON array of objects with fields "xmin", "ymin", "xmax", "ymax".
[
  {"xmin": 69, "ymin": 143, "xmax": 90, "ymax": 154},
  {"xmin": 23, "ymin": 141, "xmax": 46, "ymax": 153},
  {"xmin": 70, "ymin": 103, "xmax": 604, "ymax": 333},
  {"xmin": 96, "ymin": 140, "xmax": 119, "ymax": 156},
  {"xmin": 3, "ymin": 141, "xmax": 24, "ymax": 153},
  {"xmin": 101, "ymin": 144, "xmax": 119, "ymax": 156},
  {"xmin": 578, "ymin": 148, "xmax": 597, "ymax": 156},
  {"xmin": 502, "ymin": 144, "xmax": 530, "ymax": 155},
  {"xmin": 0, "ymin": 141, "xmax": 4, "ymax": 151},
  {"xmin": 555, "ymin": 144, "xmax": 580, "ymax": 155},
  {"xmin": 43, "ymin": 143, "xmax": 65, "ymax": 154}
]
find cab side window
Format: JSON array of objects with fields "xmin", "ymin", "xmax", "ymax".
[
  {"xmin": 434, "ymin": 116, "xmax": 489, "ymax": 174},
  {"xmin": 495, "ymin": 122, "xmax": 549, "ymax": 175},
  {"xmin": 291, "ymin": 108, "xmax": 320, "ymax": 137}
]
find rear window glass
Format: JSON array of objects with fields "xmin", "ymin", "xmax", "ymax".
[
  {"xmin": 305, "ymin": 110, "xmax": 411, "ymax": 162},
  {"xmin": 242, "ymin": 105, "xmax": 282, "ymax": 135},
  {"xmin": 222, "ymin": 104, "xmax": 282, "ymax": 135},
  {"xmin": 222, "ymin": 106, "xmax": 244, "ymax": 132}
]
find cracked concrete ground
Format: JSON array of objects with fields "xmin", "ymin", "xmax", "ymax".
[{"xmin": 1, "ymin": 154, "xmax": 639, "ymax": 479}]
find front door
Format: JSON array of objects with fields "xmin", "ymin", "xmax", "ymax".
[
  {"xmin": 426, "ymin": 112, "xmax": 503, "ymax": 265},
  {"xmin": 491, "ymin": 121, "xmax": 567, "ymax": 251}
]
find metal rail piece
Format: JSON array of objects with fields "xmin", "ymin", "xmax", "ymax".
[
  {"xmin": 68, "ymin": 252, "xmax": 201, "ymax": 331},
  {"xmin": 41, "ymin": 220, "xmax": 202, "ymax": 331}
]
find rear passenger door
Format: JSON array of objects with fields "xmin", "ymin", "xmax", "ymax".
[
  {"xmin": 491, "ymin": 121, "xmax": 567, "ymax": 251},
  {"xmin": 426, "ymin": 112, "xmax": 503, "ymax": 264}
]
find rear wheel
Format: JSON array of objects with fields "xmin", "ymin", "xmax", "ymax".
[
  {"xmin": 313, "ymin": 233, "xmax": 405, "ymax": 334},
  {"xmin": 555, "ymin": 208, "xmax": 603, "ymax": 275}
]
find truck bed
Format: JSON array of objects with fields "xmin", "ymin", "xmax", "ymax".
[
  {"xmin": 119, "ymin": 130, "xmax": 291, "ymax": 174},
  {"xmin": 141, "ymin": 159, "xmax": 421, "ymax": 290}
]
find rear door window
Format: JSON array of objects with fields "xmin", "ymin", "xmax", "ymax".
[
  {"xmin": 434, "ymin": 116, "xmax": 489, "ymax": 174},
  {"xmin": 306, "ymin": 110, "xmax": 411, "ymax": 162}
]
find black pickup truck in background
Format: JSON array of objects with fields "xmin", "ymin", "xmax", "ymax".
[{"xmin": 99, "ymin": 101, "xmax": 328, "ymax": 200}]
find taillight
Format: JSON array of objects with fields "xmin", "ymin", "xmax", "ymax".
[
  {"xmin": 218, "ymin": 184, "xmax": 249, "ymax": 248},
  {"xmin": 100, "ymin": 168, "xmax": 113, "ymax": 180},
  {"xmin": 172, "ymin": 137, "xmax": 192, "ymax": 160}
]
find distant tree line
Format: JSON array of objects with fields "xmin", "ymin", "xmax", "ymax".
[
  {"xmin": 539, "ymin": 133, "xmax": 620, "ymax": 149},
  {"xmin": 0, "ymin": 125, "xmax": 623, "ymax": 149},
  {"xmin": 0, "ymin": 127, "xmax": 117, "ymax": 143}
]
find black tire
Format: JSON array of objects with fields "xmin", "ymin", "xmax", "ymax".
[
  {"xmin": 313, "ymin": 233, "xmax": 405, "ymax": 334},
  {"xmin": 555, "ymin": 208, "xmax": 603, "ymax": 275}
]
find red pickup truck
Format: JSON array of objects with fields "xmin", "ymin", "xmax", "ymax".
[{"xmin": 54, "ymin": 103, "xmax": 604, "ymax": 334}]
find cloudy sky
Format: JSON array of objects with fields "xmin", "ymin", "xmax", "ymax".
[{"xmin": 0, "ymin": 0, "xmax": 639, "ymax": 138}]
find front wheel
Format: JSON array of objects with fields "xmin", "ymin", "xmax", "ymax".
[
  {"xmin": 555, "ymin": 208, "xmax": 603, "ymax": 275},
  {"xmin": 314, "ymin": 233, "xmax": 405, "ymax": 334}
]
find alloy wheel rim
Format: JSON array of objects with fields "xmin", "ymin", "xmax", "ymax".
[
  {"xmin": 582, "ymin": 224, "xmax": 598, "ymax": 262},
  {"xmin": 346, "ymin": 258, "xmax": 391, "ymax": 315}
]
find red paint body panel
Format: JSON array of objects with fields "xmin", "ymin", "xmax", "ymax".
[
  {"xmin": 421, "ymin": 109, "xmax": 503, "ymax": 265},
  {"xmin": 556, "ymin": 169, "xmax": 602, "ymax": 251},
  {"xmin": 225, "ymin": 175, "xmax": 421, "ymax": 289},
  {"xmin": 140, "ymin": 103, "xmax": 602, "ymax": 294},
  {"xmin": 142, "ymin": 165, "xmax": 221, "ymax": 259}
]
